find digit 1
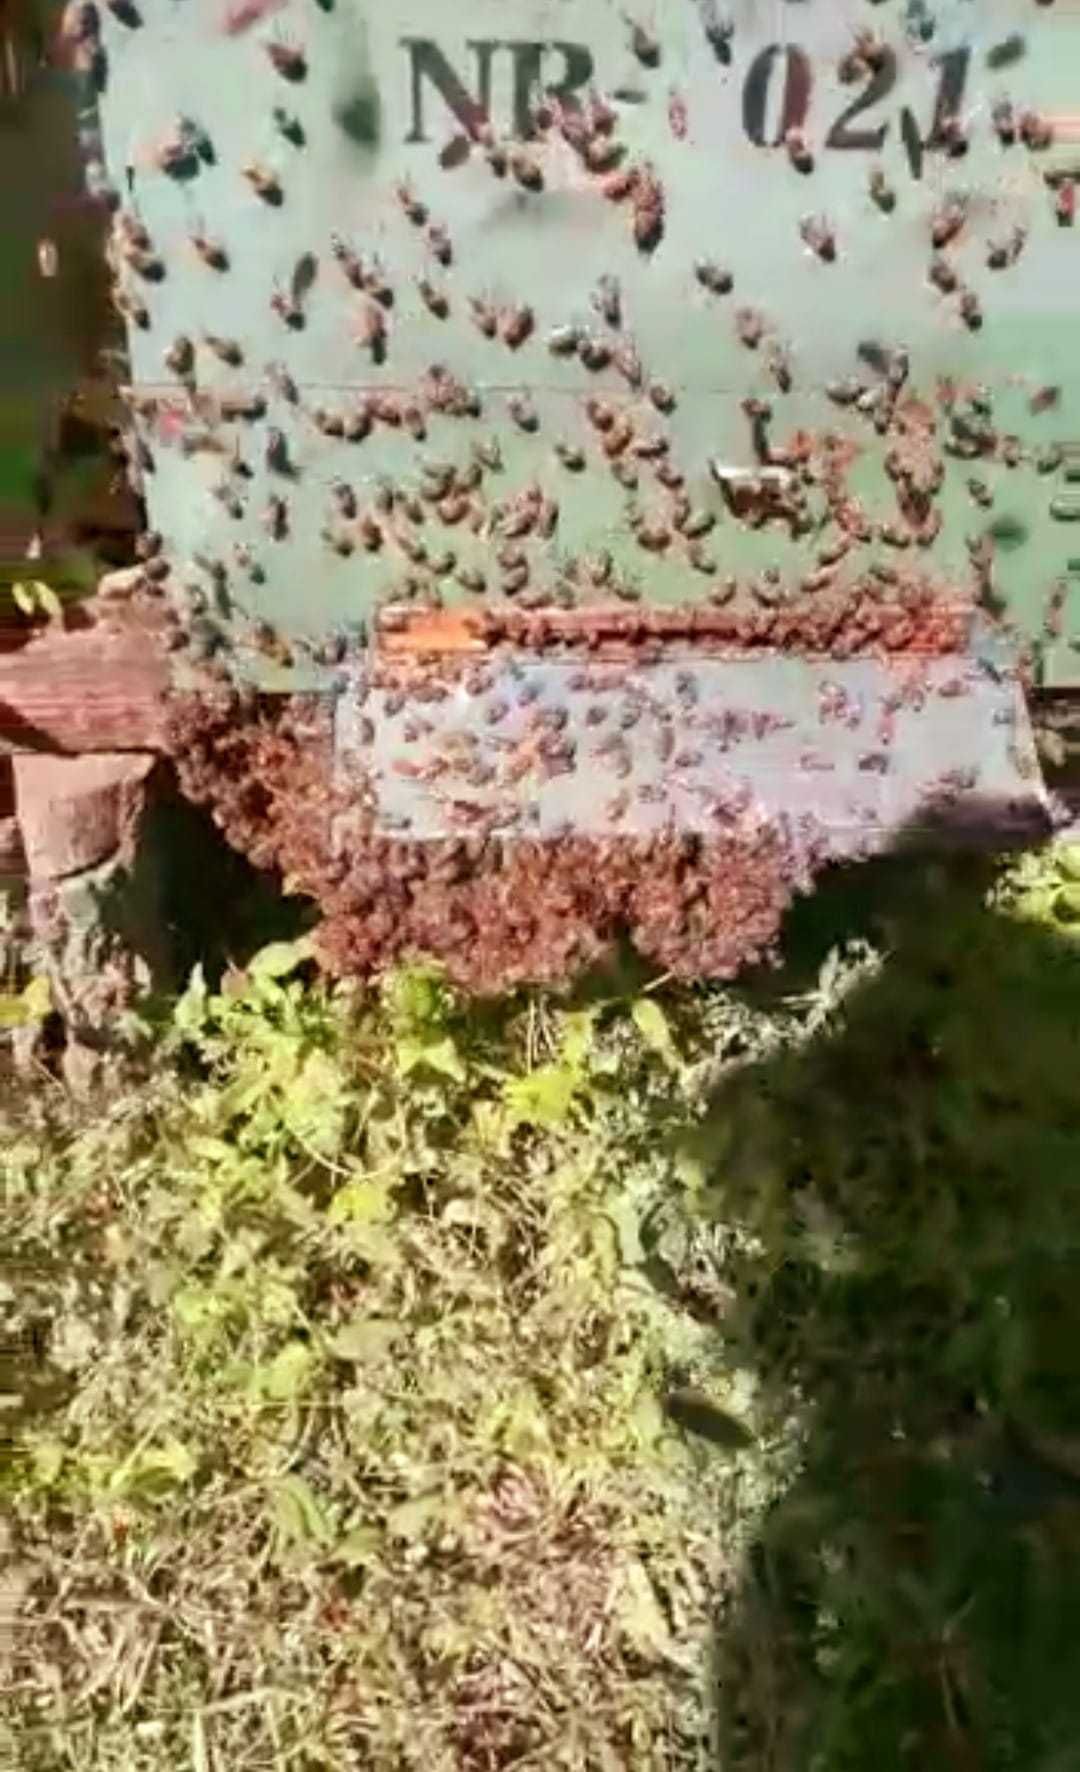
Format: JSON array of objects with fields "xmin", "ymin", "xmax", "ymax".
[{"xmin": 926, "ymin": 46, "xmax": 971, "ymax": 147}]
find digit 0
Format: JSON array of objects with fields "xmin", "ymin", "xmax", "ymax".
[{"xmin": 741, "ymin": 44, "xmax": 812, "ymax": 148}]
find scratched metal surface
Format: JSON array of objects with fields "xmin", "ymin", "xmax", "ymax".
[
  {"xmin": 82, "ymin": 0, "xmax": 1080, "ymax": 689},
  {"xmin": 336, "ymin": 619, "xmax": 1049, "ymax": 843}
]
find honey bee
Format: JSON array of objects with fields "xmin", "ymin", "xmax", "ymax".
[
  {"xmin": 264, "ymin": 494, "xmax": 289, "ymax": 540},
  {"xmin": 211, "ymin": 481, "xmax": 244, "ymax": 519},
  {"xmin": 270, "ymin": 285, "xmax": 303, "ymax": 328},
  {"xmin": 930, "ymin": 197, "xmax": 966, "ymax": 248},
  {"xmin": 502, "ymin": 561, "xmax": 530, "ymax": 594},
  {"xmin": 602, "ymin": 415, "xmax": 635, "ymax": 458},
  {"xmin": 396, "ymin": 529, "xmax": 428, "ymax": 566},
  {"xmin": 592, "ymin": 274, "xmax": 622, "ymax": 328},
  {"xmin": 396, "ymin": 179, "xmax": 428, "ymax": 225},
  {"xmin": 694, "ymin": 259, "xmax": 733, "ymax": 295},
  {"xmin": 265, "ymin": 36, "xmax": 306, "ymax": 80},
  {"xmin": 190, "ymin": 227, "xmax": 228, "ymax": 271},
  {"xmin": 579, "ymin": 335, "xmax": 612, "ymax": 372},
  {"xmin": 344, "ymin": 399, "xmax": 373, "ymax": 442},
  {"xmin": 353, "ymin": 300, "xmax": 387, "ymax": 354},
  {"xmin": 632, "ymin": 430, "xmax": 668, "ymax": 459},
  {"xmin": 499, "ymin": 503, "xmax": 535, "ymax": 541},
  {"xmin": 584, "ymin": 135, "xmax": 626, "ymax": 173},
  {"xmin": 469, "ymin": 297, "xmax": 499, "ymax": 339},
  {"xmin": 1019, "ymin": 109, "xmax": 1053, "ymax": 150},
  {"xmin": 765, "ymin": 342, "xmax": 793, "ymax": 392},
  {"xmin": 426, "ymin": 222, "xmax": 452, "ymax": 265},
  {"xmin": 555, "ymin": 441, "xmax": 586, "ymax": 471},
  {"xmin": 1029, "ymin": 384, "xmax": 1061, "ymax": 416},
  {"xmin": 416, "ymin": 276, "xmax": 449, "ymax": 319},
  {"xmin": 113, "ymin": 207, "xmax": 150, "ymax": 250},
  {"xmin": 264, "ymin": 428, "xmax": 292, "ymax": 473},
  {"xmin": 164, "ymin": 333, "xmax": 194, "ymax": 376},
  {"xmin": 365, "ymin": 263, "xmax": 394, "ymax": 308},
  {"xmin": 242, "ymin": 161, "xmax": 283, "ymax": 204},
  {"xmin": 547, "ymin": 324, "xmax": 582, "ymax": 357},
  {"xmin": 231, "ymin": 543, "xmax": 264, "ymax": 583},
  {"xmin": 510, "ymin": 147, "xmax": 544, "ymax": 190},
  {"xmin": 959, "ymin": 288, "xmax": 983, "ymax": 331},
  {"xmin": 734, "ymin": 307, "xmax": 765, "ymax": 349},
  {"xmin": 330, "ymin": 234, "xmax": 364, "ymax": 289},
  {"xmin": 655, "ymin": 461, "xmax": 684, "ymax": 490},
  {"xmin": 419, "ymin": 460, "xmax": 455, "ymax": 500},
  {"xmin": 868, "ymin": 166, "xmax": 895, "ymax": 212},
  {"xmin": 613, "ymin": 340, "xmax": 643, "ymax": 387},
  {"xmin": 628, "ymin": 18, "xmax": 660, "ymax": 66},
  {"xmin": 122, "ymin": 241, "xmax": 164, "ymax": 281},
  {"xmin": 632, "ymin": 164, "xmax": 664, "ymax": 252},
  {"xmin": 991, "ymin": 98, "xmax": 1016, "ymax": 144},
  {"xmin": 537, "ymin": 497, "xmax": 559, "ymax": 538},
  {"xmin": 785, "ymin": 127, "xmax": 813, "ymax": 174},
  {"xmin": 203, "ymin": 333, "xmax": 243, "ymax": 367},
  {"xmin": 928, "ymin": 253, "xmax": 959, "ymax": 294},
  {"xmin": 322, "ymin": 524, "xmax": 355, "ymax": 558},
  {"xmin": 330, "ymin": 479, "xmax": 357, "ymax": 519},
  {"xmin": 508, "ymin": 394, "xmax": 539, "ymax": 432},
  {"xmin": 371, "ymin": 394, "xmax": 402, "ymax": 428},
  {"xmin": 585, "ymin": 396, "xmax": 616, "ymax": 432},
  {"xmin": 113, "ymin": 285, "xmax": 149, "ymax": 329},
  {"xmin": 986, "ymin": 224, "xmax": 1026, "ymax": 270},
  {"xmin": 61, "ymin": 0, "xmax": 99, "ymax": 44},
  {"xmin": 799, "ymin": 213, "xmax": 836, "ymax": 262},
  {"xmin": 501, "ymin": 305, "xmax": 535, "ymax": 349},
  {"xmin": 600, "ymin": 167, "xmax": 638, "ymax": 204},
  {"xmin": 272, "ymin": 105, "xmax": 305, "ymax": 145},
  {"xmin": 437, "ymin": 493, "xmax": 471, "ymax": 526},
  {"xmin": 151, "ymin": 119, "xmax": 196, "ymax": 176},
  {"xmin": 472, "ymin": 437, "xmax": 503, "ymax": 472},
  {"xmin": 679, "ymin": 508, "xmax": 715, "ymax": 539},
  {"xmin": 636, "ymin": 521, "xmax": 671, "ymax": 553},
  {"xmin": 358, "ymin": 514, "xmax": 384, "ymax": 552}
]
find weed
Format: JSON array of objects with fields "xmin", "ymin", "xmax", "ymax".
[{"xmin": 5, "ymin": 845, "xmax": 1080, "ymax": 1769}]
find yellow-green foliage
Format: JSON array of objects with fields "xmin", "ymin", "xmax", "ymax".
[
  {"xmin": 5, "ymin": 844, "xmax": 1080, "ymax": 1772},
  {"xmin": 1, "ymin": 940, "xmax": 799, "ymax": 1772}
]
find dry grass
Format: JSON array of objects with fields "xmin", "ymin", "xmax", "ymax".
[
  {"xmin": 1, "ymin": 948, "xmax": 808, "ymax": 1771},
  {"xmin": 6, "ymin": 841, "xmax": 1080, "ymax": 1771}
]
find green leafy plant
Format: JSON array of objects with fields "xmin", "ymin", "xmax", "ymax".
[{"xmin": 5, "ymin": 846, "xmax": 1080, "ymax": 1771}]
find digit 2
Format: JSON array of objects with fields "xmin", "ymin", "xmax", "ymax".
[{"xmin": 826, "ymin": 49, "xmax": 897, "ymax": 150}]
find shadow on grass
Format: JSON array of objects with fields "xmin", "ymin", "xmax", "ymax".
[{"xmin": 688, "ymin": 841, "xmax": 1080, "ymax": 1771}]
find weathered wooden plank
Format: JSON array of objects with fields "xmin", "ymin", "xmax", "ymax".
[{"xmin": 0, "ymin": 607, "xmax": 171, "ymax": 754}]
